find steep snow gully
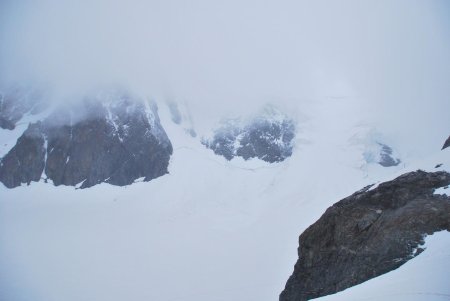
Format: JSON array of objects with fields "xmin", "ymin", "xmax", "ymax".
[{"xmin": 0, "ymin": 90, "xmax": 449, "ymax": 301}]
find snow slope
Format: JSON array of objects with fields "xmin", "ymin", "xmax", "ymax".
[{"xmin": 0, "ymin": 97, "xmax": 448, "ymax": 301}]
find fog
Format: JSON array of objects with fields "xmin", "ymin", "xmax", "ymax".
[
  {"xmin": 1, "ymin": 0, "xmax": 449, "ymax": 152},
  {"xmin": 1, "ymin": 3, "xmax": 450, "ymax": 300}
]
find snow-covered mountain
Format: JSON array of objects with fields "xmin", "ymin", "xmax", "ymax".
[
  {"xmin": 0, "ymin": 89, "xmax": 172, "ymax": 188},
  {"xmin": 0, "ymin": 85, "xmax": 49, "ymax": 130},
  {"xmin": 1, "ymin": 0, "xmax": 449, "ymax": 299},
  {"xmin": 0, "ymin": 87, "xmax": 449, "ymax": 301},
  {"xmin": 202, "ymin": 105, "xmax": 296, "ymax": 162}
]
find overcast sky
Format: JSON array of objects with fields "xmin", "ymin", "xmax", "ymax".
[{"xmin": 1, "ymin": 0, "xmax": 449, "ymax": 150}]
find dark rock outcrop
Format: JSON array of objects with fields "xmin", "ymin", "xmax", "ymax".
[
  {"xmin": 0, "ymin": 122, "xmax": 46, "ymax": 187},
  {"xmin": 378, "ymin": 143, "xmax": 400, "ymax": 167},
  {"xmin": 442, "ymin": 136, "xmax": 450, "ymax": 150},
  {"xmin": 280, "ymin": 170, "xmax": 450, "ymax": 301},
  {"xmin": 203, "ymin": 106, "xmax": 295, "ymax": 163},
  {"xmin": 0, "ymin": 91, "xmax": 173, "ymax": 188}
]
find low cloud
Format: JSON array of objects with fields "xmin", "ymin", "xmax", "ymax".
[{"xmin": 1, "ymin": 0, "xmax": 449, "ymax": 152}]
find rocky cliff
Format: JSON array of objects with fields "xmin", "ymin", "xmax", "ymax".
[
  {"xmin": 202, "ymin": 106, "xmax": 295, "ymax": 163},
  {"xmin": 0, "ymin": 90, "xmax": 172, "ymax": 188},
  {"xmin": 280, "ymin": 170, "xmax": 450, "ymax": 301}
]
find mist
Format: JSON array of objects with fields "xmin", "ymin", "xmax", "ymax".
[
  {"xmin": 1, "ymin": 2, "xmax": 450, "ymax": 300},
  {"xmin": 1, "ymin": 0, "xmax": 449, "ymax": 153}
]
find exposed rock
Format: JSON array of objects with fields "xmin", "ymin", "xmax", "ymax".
[
  {"xmin": 361, "ymin": 141, "xmax": 400, "ymax": 167},
  {"xmin": 442, "ymin": 135, "xmax": 450, "ymax": 150},
  {"xmin": 0, "ymin": 122, "xmax": 46, "ymax": 187},
  {"xmin": 280, "ymin": 170, "xmax": 450, "ymax": 301},
  {"xmin": 0, "ymin": 90, "xmax": 173, "ymax": 189},
  {"xmin": 203, "ymin": 106, "xmax": 295, "ymax": 163},
  {"xmin": 0, "ymin": 86, "xmax": 48, "ymax": 130},
  {"xmin": 378, "ymin": 143, "xmax": 401, "ymax": 167}
]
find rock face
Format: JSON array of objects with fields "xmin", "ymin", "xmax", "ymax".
[
  {"xmin": 203, "ymin": 106, "xmax": 295, "ymax": 163},
  {"xmin": 0, "ymin": 86, "xmax": 48, "ymax": 130},
  {"xmin": 361, "ymin": 140, "xmax": 401, "ymax": 167},
  {"xmin": 442, "ymin": 136, "xmax": 450, "ymax": 150},
  {"xmin": 0, "ymin": 122, "xmax": 46, "ymax": 187},
  {"xmin": 0, "ymin": 91, "xmax": 173, "ymax": 188},
  {"xmin": 280, "ymin": 170, "xmax": 450, "ymax": 301},
  {"xmin": 378, "ymin": 143, "xmax": 401, "ymax": 167}
]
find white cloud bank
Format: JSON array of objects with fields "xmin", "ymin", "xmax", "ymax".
[{"xmin": 0, "ymin": 0, "xmax": 449, "ymax": 152}]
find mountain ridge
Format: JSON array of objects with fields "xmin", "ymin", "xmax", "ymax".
[{"xmin": 280, "ymin": 170, "xmax": 450, "ymax": 301}]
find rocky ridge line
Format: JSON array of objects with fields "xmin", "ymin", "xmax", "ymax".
[{"xmin": 280, "ymin": 170, "xmax": 450, "ymax": 301}]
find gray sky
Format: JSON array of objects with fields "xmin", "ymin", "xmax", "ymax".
[{"xmin": 1, "ymin": 0, "xmax": 449, "ymax": 151}]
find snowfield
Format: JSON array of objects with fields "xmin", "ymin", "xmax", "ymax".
[{"xmin": 0, "ymin": 97, "xmax": 449, "ymax": 301}]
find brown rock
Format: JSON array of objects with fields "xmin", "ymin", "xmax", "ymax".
[{"xmin": 280, "ymin": 170, "xmax": 450, "ymax": 301}]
